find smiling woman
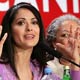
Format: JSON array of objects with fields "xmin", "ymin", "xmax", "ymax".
[
  {"xmin": 0, "ymin": 2, "xmax": 63, "ymax": 80},
  {"xmin": 11, "ymin": 8, "xmax": 40, "ymax": 49},
  {"xmin": 0, "ymin": 2, "xmax": 48, "ymax": 80}
]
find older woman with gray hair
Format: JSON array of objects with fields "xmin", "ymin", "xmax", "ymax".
[{"xmin": 46, "ymin": 14, "xmax": 80, "ymax": 80}]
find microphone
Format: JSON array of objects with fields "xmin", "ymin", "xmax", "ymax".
[
  {"xmin": 39, "ymin": 42, "xmax": 80, "ymax": 67},
  {"xmin": 39, "ymin": 42, "xmax": 62, "ymax": 59}
]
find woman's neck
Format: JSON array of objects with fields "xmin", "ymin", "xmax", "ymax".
[
  {"xmin": 14, "ymin": 47, "xmax": 33, "ymax": 80},
  {"xmin": 14, "ymin": 46, "xmax": 33, "ymax": 67}
]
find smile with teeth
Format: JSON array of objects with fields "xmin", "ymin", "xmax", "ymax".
[{"xmin": 24, "ymin": 34, "xmax": 35, "ymax": 39}]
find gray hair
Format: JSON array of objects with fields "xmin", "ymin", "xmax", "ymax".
[{"xmin": 46, "ymin": 14, "xmax": 80, "ymax": 42}]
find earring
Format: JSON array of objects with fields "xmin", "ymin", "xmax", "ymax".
[{"xmin": 54, "ymin": 47, "xmax": 57, "ymax": 50}]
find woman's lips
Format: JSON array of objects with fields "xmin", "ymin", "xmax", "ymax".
[{"xmin": 24, "ymin": 34, "xmax": 35, "ymax": 40}]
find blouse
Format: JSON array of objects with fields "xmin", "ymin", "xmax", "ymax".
[{"xmin": 0, "ymin": 62, "xmax": 80, "ymax": 80}]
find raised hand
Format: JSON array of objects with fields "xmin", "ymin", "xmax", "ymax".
[
  {"xmin": 0, "ymin": 25, "xmax": 8, "ymax": 57},
  {"xmin": 55, "ymin": 27, "xmax": 80, "ymax": 70}
]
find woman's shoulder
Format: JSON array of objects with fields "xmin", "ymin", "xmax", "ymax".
[
  {"xmin": 0, "ymin": 63, "xmax": 11, "ymax": 75},
  {"xmin": 0, "ymin": 63, "xmax": 13, "ymax": 74},
  {"xmin": 0, "ymin": 63, "xmax": 6, "ymax": 71},
  {"xmin": 0, "ymin": 63, "xmax": 17, "ymax": 80}
]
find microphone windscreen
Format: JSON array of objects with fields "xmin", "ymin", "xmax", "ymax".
[{"xmin": 39, "ymin": 42, "xmax": 62, "ymax": 59}]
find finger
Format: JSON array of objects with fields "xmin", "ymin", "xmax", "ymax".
[
  {"xmin": 68, "ymin": 37, "xmax": 75, "ymax": 50},
  {"xmin": 71, "ymin": 39, "xmax": 80, "ymax": 69},
  {"xmin": 73, "ymin": 39, "xmax": 80, "ymax": 61},
  {"xmin": 0, "ymin": 33, "xmax": 8, "ymax": 45},
  {"xmin": 75, "ymin": 27, "xmax": 80, "ymax": 40},
  {"xmin": 56, "ymin": 43, "xmax": 73, "ymax": 59},
  {"xmin": 59, "ymin": 58, "xmax": 71, "ymax": 66},
  {"xmin": 70, "ymin": 25, "xmax": 72, "ymax": 37},
  {"xmin": 0, "ymin": 25, "xmax": 2, "ymax": 37},
  {"xmin": 74, "ymin": 39, "xmax": 78, "ymax": 50},
  {"xmin": 75, "ymin": 27, "xmax": 80, "ymax": 49}
]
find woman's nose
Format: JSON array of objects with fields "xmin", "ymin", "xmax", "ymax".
[
  {"xmin": 26, "ymin": 23, "xmax": 32, "ymax": 31},
  {"xmin": 27, "ymin": 28, "xmax": 32, "ymax": 31}
]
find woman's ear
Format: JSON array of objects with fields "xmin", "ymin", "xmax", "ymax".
[{"xmin": 52, "ymin": 41, "xmax": 57, "ymax": 50}]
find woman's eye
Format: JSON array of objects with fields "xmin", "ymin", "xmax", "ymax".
[
  {"xmin": 61, "ymin": 34, "xmax": 69, "ymax": 38},
  {"xmin": 17, "ymin": 21, "xmax": 25, "ymax": 26},
  {"xmin": 32, "ymin": 21, "xmax": 38, "ymax": 25}
]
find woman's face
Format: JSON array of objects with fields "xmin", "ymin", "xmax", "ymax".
[
  {"xmin": 53, "ymin": 20, "xmax": 80, "ymax": 65},
  {"xmin": 55, "ymin": 20, "xmax": 80, "ymax": 47},
  {"xmin": 11, "ymin": 8, "xmax": 40, "ymax": 49}
]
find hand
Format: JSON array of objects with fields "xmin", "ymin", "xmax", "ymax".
[
  {"xmin": 0, "ymin": 25, "xmax": 8, "ymax": 57},
  {"xmin": 55, "ymin": 27, "xmax": 80, "ymax": 70},
  {"xmin": 69, "ymin": 27, "xmax": 80, "ymax": 70}
]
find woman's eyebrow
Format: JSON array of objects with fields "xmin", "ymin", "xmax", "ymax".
[
  {"xmin": 61, "ymin": 30, "xmax": 70, "ymax": 33},
  {"xmin": 15, "ymin": 18, "xmax": 26, "ymax": 21},
  {"xmin": 31, "ymin": 17, "xmax": 37, "ymax": 20}
]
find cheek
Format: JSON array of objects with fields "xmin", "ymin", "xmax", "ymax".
[
  {"xmin": 62, "ymin": 39, "xmax": 69, "ymax": 45},
  {"xmin": 12, "ymin": 26, "xmax": 23, "ymax": 36},
  {"xmin": 35, "ymin": 27, "xmax": 40, "ymax": 38},
  {"xmin": 56, "ymin": 38, "xmax": 69, "ymax": 46},
  {"xmin": 12, "ymin": 29, "xmax": 22, "ymax": 41},
  {"xmin": 78, "ymin": 47, "xmax": 80, "ymax": 54}
]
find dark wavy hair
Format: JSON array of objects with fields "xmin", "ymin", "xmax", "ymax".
[{"xmin": 1, "ymin": 2, "xmax": 47, "ymax": 78}]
